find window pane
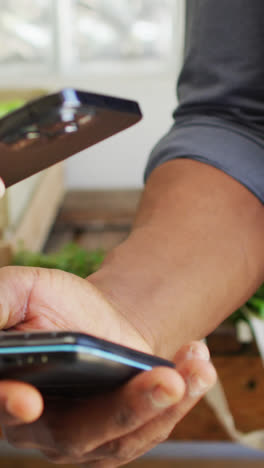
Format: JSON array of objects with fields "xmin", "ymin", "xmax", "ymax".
[
  {"xmin": 75, "ymin": 0, "xmax": 174, "ymax": 61},
  {"xmin": 0, "ymin": 0, "xmax": 53, "ymax": 65}
]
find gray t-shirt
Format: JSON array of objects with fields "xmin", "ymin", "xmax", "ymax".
[{"xmin": 145, "ymin": 0, "xmax": 264, "ymax": 202}]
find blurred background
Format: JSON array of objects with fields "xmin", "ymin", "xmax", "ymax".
[
  {"xmin": 0, "ymin": 0, "xmax": 184, "ymax": 190},
  {"xmin": 0, "ymin": 0, "xmax": 185, "ymax": 235}
]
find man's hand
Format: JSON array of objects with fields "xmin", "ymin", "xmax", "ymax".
[
  {"xmin": 0, "ymin": 266, "xmax": 216, "ymax": 466},
  {"xmin": 0, "ymin": 178, "xmax": 5, "ymax": 199}
]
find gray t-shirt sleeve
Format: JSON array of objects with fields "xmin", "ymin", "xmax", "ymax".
[{"xmin": 144, "ymin": 0, "xmax": 264, "ymax": 202}]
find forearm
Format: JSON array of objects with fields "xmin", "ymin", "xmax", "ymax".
[{"xmin": 89, "ymin": 159, "xmax": 264, "ymax": 359}]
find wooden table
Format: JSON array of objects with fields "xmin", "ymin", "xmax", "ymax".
[{"xmin": 0, "ymin": 458, "xmax": 263, "ymax": 468}]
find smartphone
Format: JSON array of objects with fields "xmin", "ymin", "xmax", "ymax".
[
  {"xmin": 0, "ymin": 89, "xmax": 142, "ymax": 188},
  {"xmin": 0, "ymin": 331, "xmax": 174, "ymax": 398}
]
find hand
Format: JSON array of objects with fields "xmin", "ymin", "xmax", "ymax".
[
  {"xmin": 0, "ymin": 266, "xmax": 217, "ymax": 466},
  {"xmin": 0, "ymin": 178, "xmax": 5, "ymax": 198}
]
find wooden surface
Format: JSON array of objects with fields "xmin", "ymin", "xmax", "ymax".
[
  {"xmin": 0, "ymin": 458, "xmax": 263, "ymax": 468},
  {"xmin": 57, "ymin": 189, "xmax": 141, "ymax": 227},
  {"xmin": 171, "ymin": 355, "xmax": 264, "ymax": 441},
  {"xmin": 0, "ymin": 164, "xmax": 65, "ymax": 267},
  {"xmin": 129, "ymin": 461, "xmax": 264, "ymax": 468},
  {"xmin": 11, "ymin": 164, "xmax": 65, "ymax": 252},
  {"xmin": 0, "ymin": 164, "xmax": 65, "ymax": 264},
  {"xmin": 0, "ymin": 241, "xmax": 12, "ymax": 268}
]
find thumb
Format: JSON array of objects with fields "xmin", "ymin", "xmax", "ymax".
[{"xmin": 0, "ymin": 266, "xmax": 39, "ymax": 329}]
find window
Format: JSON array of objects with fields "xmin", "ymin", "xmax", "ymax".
[
  {"xmin": 0, "ymin": 0, "xmax": 53, "ymax": 65},
  {"xmin": 75, "ymin": 0, "xmax": 174, "ymax": 61},
  {"xmin": 0, "ymin": 0, "xmax": 180, "ymax": 75}
]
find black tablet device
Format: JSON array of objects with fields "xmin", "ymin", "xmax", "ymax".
[
  {"xmin": 0, "ymin": 88, "xmax": 142, "ymax": 187},
  {"xmin": 0, "ymin": 331, "xmax": 174, "ymax": 398}
]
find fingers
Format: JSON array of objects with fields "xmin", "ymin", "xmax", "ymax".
[
  {"xmin": 2, "ymin": 367, "xmax": 185, "ymax": 456},
  {"xmin": 62, "ymin": 344, "xmax": 216, "ymax": 467},
  {"xmin": 75, "ymin": 355, "xmax": 217, "ymax": 467},
  {"xmin": 83, "ymin": 365, "xmax": 186, "ymax": 443},
  {"xmin": 0, "ymin": 178, "xmax": 5, "ymax": 198},
  {"xmin": 0, "ymin": 381, "xmax": 43, "ymax": 426},
  {"xmin": 22, "ymin": 365, "xmax": 187, "ymax": 456},
  {"xmin": 4, "ymin": 342, "xmax": 216, "ymax": 467},
  {"xmin": 173, "ymin": 340, "xmax": 210, "ymax": 365},
  {"xmin": 5, "ymin": 352, "xmax": 186, "ymax": 452}
]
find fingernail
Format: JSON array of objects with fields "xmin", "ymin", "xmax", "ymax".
[
  {"xmin": 187, "ymin": 374, "xmax": 209, "ymax": 398},
  {"xmin": 186, "ymin": 345, "xmax": 210, "ymax": 362},
  {"xmin": 150, "ymin": 385, "xmax": 181, "ymax": 409}
]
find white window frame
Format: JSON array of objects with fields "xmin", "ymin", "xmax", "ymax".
[{"xmin": 0, "ymin": 0, "xmax": 185, "ymax": 84}]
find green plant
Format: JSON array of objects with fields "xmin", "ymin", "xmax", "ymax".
[
  {"xmin": 12, "ymin": 243, "xmax": 264, "ymax": 323},
  {"xmin": 0, "ymin": 99, "xmax": 25, "ymax": 118},
  {"xmin": 228, "ymin": 284, "xmax": 264, "ymax": 325},
  {"xmin": 13, "ymin": 243, "xmax": 105, "ymax": 279}
]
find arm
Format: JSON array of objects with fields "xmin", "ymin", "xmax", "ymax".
[
  {"xmin": 89, "ymin": 158, "xmax": 264, "ymax": 359},
  {"xmin": 88, "ymin": 0, "xmax": 264, "ymax": 359}
]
